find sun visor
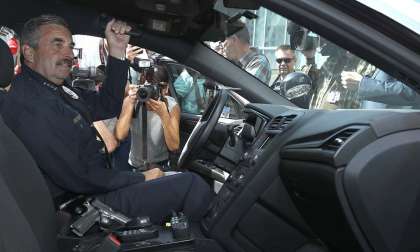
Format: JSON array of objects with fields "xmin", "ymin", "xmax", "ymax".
[{"xmin": 67, "ymin": 0, "xmax": 215, "ymax": 38}]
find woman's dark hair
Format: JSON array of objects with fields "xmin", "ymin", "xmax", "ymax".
[{"xmin": 152, "ymin": 65, "xmax": 169, "ymax": 83}]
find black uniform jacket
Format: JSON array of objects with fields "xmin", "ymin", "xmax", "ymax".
[{"xmin": 1, "ymin": 57, "xmax": 145, "ymax": 197}]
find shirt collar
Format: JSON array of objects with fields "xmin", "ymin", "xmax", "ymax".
[{"xmin": 21, "ymin": 64, "xmax": 68, "ymax": 92}]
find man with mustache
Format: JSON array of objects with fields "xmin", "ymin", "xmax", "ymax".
[{"xmin": 1, "ymin": 15, "xmax": 213, "ymax": 223}]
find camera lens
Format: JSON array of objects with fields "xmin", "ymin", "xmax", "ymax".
[
  {"xmin": 137, "ymin": 83, "xmax": 161, "ymax": 102},
  {"xmin": 137, "ymin": 86, "xmax": 150, "ymax": 102}
]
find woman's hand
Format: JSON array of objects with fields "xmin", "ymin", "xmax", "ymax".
[
  {"xmin": 124, "ymin": 84, "xmax": 139, "ymax": 106},
  {"xmin": 126, "ymin": 45, "xmax": 143, "ymax": 64},
  {"xmin": 146, "ymin": 98, "xmax": 168, "ymax": 117}
]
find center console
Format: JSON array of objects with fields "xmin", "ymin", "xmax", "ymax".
[
  {"xmin": 202, "ymin": 145, "xmax": 265, "ymax": 232},
  {"xmin": 58, "ymin": 197, "xmax": 212, "ymax": 252}
]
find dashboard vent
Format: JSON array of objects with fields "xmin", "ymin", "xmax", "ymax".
[
  {"xmin": 266, "ymin": 114, "xmax": 297, "ymax": 133},
  {"xmin": 323, "ymin": 128, "xmax": 359, "ymax": 151}
]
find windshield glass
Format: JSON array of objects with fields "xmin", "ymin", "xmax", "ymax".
[
  {"xmin": 207, "ymin": 2, "xmax": 420, "ymax": 110},
  {"xmin": 356, "ymin": 0, "xmax": 420, "ymax": 35}
]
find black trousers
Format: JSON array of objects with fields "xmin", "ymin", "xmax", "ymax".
[{"xmin": 97, "ymin": 172, "xmax": 214, "ymax": 223}]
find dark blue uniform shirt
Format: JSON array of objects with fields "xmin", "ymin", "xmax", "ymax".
[{"xmin": 1, "ymin": 57, "xmax": 145, "ymax": 197}]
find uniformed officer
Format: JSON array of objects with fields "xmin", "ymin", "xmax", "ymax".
[{"xmin": 1, "ymin": 14, "xmax": 213, "ymax": 223}]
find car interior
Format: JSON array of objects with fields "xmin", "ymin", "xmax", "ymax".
[{"xmin": 1, "ymin": 0, "xmax": 420, "ymax": 252}]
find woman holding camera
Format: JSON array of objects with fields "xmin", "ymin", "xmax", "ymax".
[{"xmin": 115, "ymin": 65, "xmax": 181, "ymax": 171}]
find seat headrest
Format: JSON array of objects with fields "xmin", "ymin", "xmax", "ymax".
[{"xmin": 0, "ymin": 39, "xmax": 14, "ymax": 88}]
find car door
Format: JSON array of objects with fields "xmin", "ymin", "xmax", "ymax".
[{"xmin": 164, "ymin": 62, "xmax": 217, "ymax": 147}]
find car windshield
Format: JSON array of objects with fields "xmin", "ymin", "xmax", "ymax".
[{"xmin": 207, "ymin": 1, "xmax": 420, "ymax": 110}]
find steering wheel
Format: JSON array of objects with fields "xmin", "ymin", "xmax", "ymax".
[{"xmin": 177, "ymin": 89, "xmax": 229, "ymax": 169}]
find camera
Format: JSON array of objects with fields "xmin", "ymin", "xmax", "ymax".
[
  {"xmin": 133, "ymin": 58, "xmax": 164, "ymax": 102},
  {"xmin": 287, "ymin": 21, "xmax": 319, "ymax": 51},
  {"xmin": 71, "ymin": 65, "xmax": 106, "ymax": 91},
  {"xmin": 137, "ymin": 83, "xmax": 161, "ymax": 103},
  {"xmin": 134, "ymin": 58, "xmax": 153, "ymax": 69}
]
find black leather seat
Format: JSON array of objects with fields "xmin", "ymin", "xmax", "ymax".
[{"xmin": 0, "ymin": 39, "xmax": 59, "ymax": 252}]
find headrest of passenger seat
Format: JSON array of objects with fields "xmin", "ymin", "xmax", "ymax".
[{"xmin": 0, "ymin": 39, "xmax": 14, "ymax": 88}]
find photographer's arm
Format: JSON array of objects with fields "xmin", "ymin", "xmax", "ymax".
[
  {"xmin": 115, "ymin": 98, "xmax": 134, "ymax": 141},
  {"xmin": 93, "ymin": 121, "xmax": 119, "ymax": 153},
  {"xmin": 115, "ymin": 85, "xmax": 138, "ymax": 141},
  {"xmin": 146, "ymin": 100, "xmax": 181, "ymax": 151},
  {"xmin": 162, "ymin": 104, "xmax": 181, "ymax": 151}
]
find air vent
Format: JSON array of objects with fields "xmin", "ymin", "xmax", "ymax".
[
  {"xmin": 266, "ymin": 114, "xmax": 297, "ymax": 133},
  {"xmin": 323, "ymin": 128, "xmax": 359, "ymax": 151}
]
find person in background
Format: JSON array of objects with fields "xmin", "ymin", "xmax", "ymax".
[
  {"xmin": 173, "ymin": 68, "xmax": 206, "ymax": 114},
  {"xmin": 115, "ymin": 65, "xmax": 181, "ymax": 171},
  {"xmin": 95, "ymin": 40, "xmax": 143, "ymax": 155},
  {"xmin": 270, "ymin": 45, "xmax": 296, "ymax": 94},
  {"xmin": 0, "ymin": 38, "xmax": 14, "ymax": 95},
  {"xmin": 222, "ymin": 24, "xmax": 271, "ymax": 84},
  {"xmin": 341, "ymin": 69, "xmax": 420, "ymax": 109},
  {"xmin": 0, "ymin": 26, "xmax": 21, "ymax": 75},
  {"xmin": 272, "ymin": 45, "xmax": 296, "ymax": 83}
]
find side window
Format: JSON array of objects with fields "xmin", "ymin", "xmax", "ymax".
[
  {"xmin": 221, "ymin": 96, "xmax": 245, "ymax": 120},
  {"xmin": 208, "ymin": 7, "xmax": 420, "ymax": 110},
  {"xmin": 167, "ymin": 63, "xmax": 217, "ymax": 115}
]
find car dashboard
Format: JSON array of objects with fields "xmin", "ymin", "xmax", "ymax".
[{"xmin": 200, "ymin": 103, "xmax": 420, "ymax": 252}]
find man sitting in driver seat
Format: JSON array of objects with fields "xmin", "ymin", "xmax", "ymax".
[{"xmin": 0, "ymin": 14, "xmax": 213, "ymax": 223}]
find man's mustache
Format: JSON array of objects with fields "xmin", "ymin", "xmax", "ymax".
[{"xmin": 56, "ymin": 58, "xmax": 73, "ymax": 67}]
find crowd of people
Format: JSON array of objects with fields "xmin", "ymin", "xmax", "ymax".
[{"xmin": 213, "ymin": 22, "xmax": 419, "ymax": 109}]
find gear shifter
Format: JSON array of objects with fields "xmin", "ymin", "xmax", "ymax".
[
  {"xmin": 241, "ymin": 123, "xmax": 256, "ymax": 146},
  {"xmin": 227, "ymin": 125, "xmax": 237, "ymax": 146}
]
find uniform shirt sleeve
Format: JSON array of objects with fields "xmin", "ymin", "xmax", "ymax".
[{"xmin": 82, "ymin": 56, "xmax": 128, "ymax": 121}]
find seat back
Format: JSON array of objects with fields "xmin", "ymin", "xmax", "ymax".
[
  {"xmin": 0, "ymin": 39, "xmax": 58, "ymax": 252},
  {"xmin": 0, "ymin": 35, "xmax": 14, "ymax": 88}
]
